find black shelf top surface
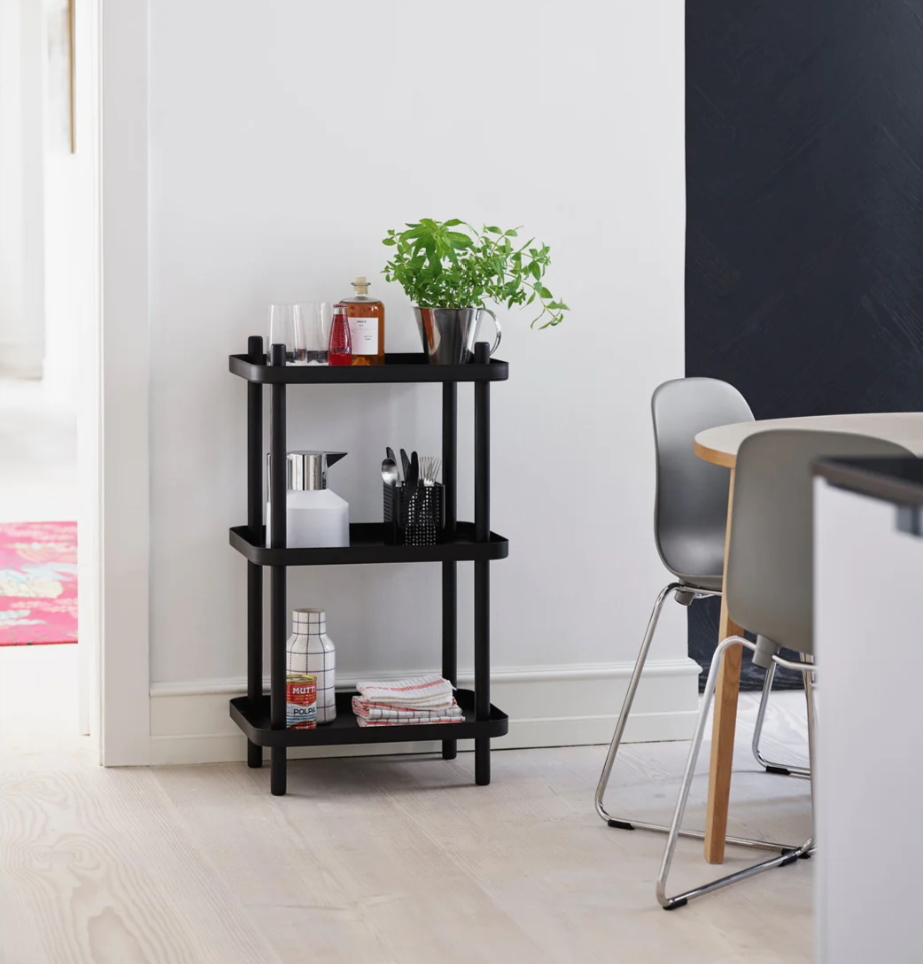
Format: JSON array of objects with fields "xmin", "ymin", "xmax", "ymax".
[
  {"xmin": 230, "ymin": 523, "xmax": 509, "ymax": 566},
  {"xmin": 230, "ymin": 689, "xmax": 509, "ymax": 747},
  {"xmin": 814, "ymin": 456, "xmax": 923, "ymax": 508},
  {"xmin": 229, "ymin": 352, "xmax": 509, "ymax": 384}
]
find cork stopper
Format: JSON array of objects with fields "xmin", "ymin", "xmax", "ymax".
[{"xmin": 352, "ymin": 276, "xmax": 370, "ymax": 295}]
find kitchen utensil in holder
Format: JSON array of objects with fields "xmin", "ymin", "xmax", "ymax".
[{"xmin": 384, "ymin": 482, "xmax": 445, "ymax": 546}]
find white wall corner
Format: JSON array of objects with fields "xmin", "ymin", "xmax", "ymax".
[{"xmin": 148, "ymin": 659, "xmax": 701, "ymax": 766}]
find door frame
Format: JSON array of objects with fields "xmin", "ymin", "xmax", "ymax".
[{"xmin": 79, "ymin": 0, "xmax": 150, "ymax": 765}]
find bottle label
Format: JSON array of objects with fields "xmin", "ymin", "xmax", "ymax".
[{"xmin": 348, "ymin": 316, "xmax": 379, "ymax": 355}]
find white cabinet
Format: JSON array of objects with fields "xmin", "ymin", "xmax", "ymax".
[{"xmin": 814, "ymin": 477, "xmax": 922, "ymax": 964}]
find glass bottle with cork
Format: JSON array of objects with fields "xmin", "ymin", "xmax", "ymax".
[{"xmin": 339, "ymin": 276, "xmax": 384, "ymax": 366}]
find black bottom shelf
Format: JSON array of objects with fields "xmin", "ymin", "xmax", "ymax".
[{"xmin": 230, "ymin": 688, "xmax": 509, "ymax": 748}]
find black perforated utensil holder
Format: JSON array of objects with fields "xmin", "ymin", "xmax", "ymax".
[{"xmin": 384, "ymin": 483, "xmax": 445, "ymax": 546}]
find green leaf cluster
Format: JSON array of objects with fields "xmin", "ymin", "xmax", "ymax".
[{"xmin": 382, "ymin": 219, "xmax": 569, "ymax": 328}]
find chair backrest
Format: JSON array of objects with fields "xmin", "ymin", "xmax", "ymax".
[
  {"xmin": 727, "ymin": 430, "xmax": 911, "ymax": 657},
  {"xmin": 652, "ymin": 378, "xmax": 754, "ymax": 582}
]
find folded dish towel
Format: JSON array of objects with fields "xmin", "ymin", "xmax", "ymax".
[
  {"xmin": 352, "ymin": 695, "xmax": 463, "ymax": 721},
  {"xmin": 358, "ymin": 715, "xmax": 462, "ymax": 727},
  {"xmin": 352, "ymin": 675, "xmax": 461, "ymax": 726},
  {"xmin": 355, "ymin": 675, "xmax": 454, "ymax": 709}
]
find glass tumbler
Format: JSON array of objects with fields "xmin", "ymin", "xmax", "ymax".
[
  {"xmin": 304, "ymin": 302, "xmax": 332, "ymax": 366},
  {"xmin": 268, "ymin": 304, "xmax": 306, "ymax": 365}
]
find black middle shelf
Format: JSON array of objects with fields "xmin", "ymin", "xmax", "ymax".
[{"xmin": 230, "ymin": 522, "xmax": 510, "ymax": 566}]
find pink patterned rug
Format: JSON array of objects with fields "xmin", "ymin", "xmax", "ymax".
[{"xmin": 0, "ymin": 522, "xmax": 77, "ymax": 645}]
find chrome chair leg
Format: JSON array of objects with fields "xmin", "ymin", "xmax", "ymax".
[
  {"xmin": 752, "ymin": 663, "xmax": 811, "ymax": 778},
  {"xmin": 802, "ymin": 654, "xmax": 818, "ymax": 824},
  {"xmin": 656, "ymin": 636, "xmax": 815, "ymax": 910},
  {"xmin": 595, "ymin": 585, "xmax": 791, "ymax": 854},
  {"xmin": 595, "ymin": 581, "xmax": 680, "ymax": 826}
]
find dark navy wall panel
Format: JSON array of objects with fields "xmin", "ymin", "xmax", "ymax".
[{"xmin": 685, "ymin": 0, "xmax": 922, "ymax": 687}]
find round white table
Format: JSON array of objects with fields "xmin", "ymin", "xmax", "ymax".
[
  {"xmin": 693, "ymin": 411, "xmax": 922, "ymax": 863},
  {"xmin": 695, "ymin": 412, "xmax": 923, "ymax": 469}
]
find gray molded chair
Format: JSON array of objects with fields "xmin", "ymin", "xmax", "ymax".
[
  {"xmin": 595, "ymin": 378, "xmax": 776, "ymax": 845},
  {"xmin": 649, "ymin": 378, "xmax": 750, "ymax": 593},
  {"xmin": 656, "ymin": 429, "xmax": 910, "ymax": 909}
]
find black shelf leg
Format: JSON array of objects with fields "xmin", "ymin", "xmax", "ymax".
[
  {"xmin": 473, "ymin": 343, "xmax": 491, "ymax": 786},
  {"xmin": 270, "ymin": 564, "xmax": 286, "ymax": 795},
  {"xmin": 269, "ymin": 343, "xmax": 287, "ymax": 795},
  {"xmin": 474, "ymin": 562, "xmax": 490, "ymax": 785},
  {"xmin": 442, "ymin": 382, "xmax": 458, "ymax": 760},
  {"xmin": 246, "ymin": 566, "xmax": 263, "ymax": 768},
  {"xmin": 441, "ymin": 562, "xmax": 457, "ymax": 761},
  {"xmin": 246, "ymin": 336, "xmax": 264, "ymax": 768}
]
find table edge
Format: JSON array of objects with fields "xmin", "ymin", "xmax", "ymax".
[{"xmin": 694, "ymin": 438, "xmax": 736, "ymax": 468}]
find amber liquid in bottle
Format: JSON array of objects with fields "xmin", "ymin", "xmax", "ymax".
[{"xmin": 340, "ymin": 276, "xmax": 385, "ymax": 366}]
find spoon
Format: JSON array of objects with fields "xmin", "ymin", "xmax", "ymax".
[{"xmin": 381, "ymin": 458, "xmax": 399, "ymax": 489}]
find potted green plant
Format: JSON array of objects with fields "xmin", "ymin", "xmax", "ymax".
[{"xmin": 382, "ymin": 219, "xmax": 569, "ymax": 365}]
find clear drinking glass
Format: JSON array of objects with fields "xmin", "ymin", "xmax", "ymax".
[
  {"xmin": 304, "ymin": 302, "xmax": 332, "ymax": 366},
  {"xmin": 268, "ymin": 304, "xmax": 306, "ymax": 365}
]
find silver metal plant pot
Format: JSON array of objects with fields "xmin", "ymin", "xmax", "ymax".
[{"xmin": 413, "ymin": 307, "xmax": 502, "ymax": 365}]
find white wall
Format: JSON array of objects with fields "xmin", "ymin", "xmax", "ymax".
[
  {"xmin": 42, "ymin": 0, "xmax": 90, "ymax": 410},
  {"xmin": 0, "ymin": 0, "xmax": 45, "ymax": 379},
  {"xmin": 0, "ymin": 0, "xmax": 82, "ymax": 393},
  {"xmin": 148, "ymin": 0, "xmax": 691, "ymax": 750},
  {"xmin": 0, "ymin": 0, "xmax": 24, "ymax": 366},
  {"xmin": 43, "ymin": 153, "xmax": 81, "ymax": 407}
]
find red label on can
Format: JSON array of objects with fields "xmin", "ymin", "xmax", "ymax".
[{"xmin": 286, "ymin": 674, "xmax": 317, "ymax": 729}]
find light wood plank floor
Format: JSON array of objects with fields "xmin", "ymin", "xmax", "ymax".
[{"xmin": 1, "ymin": 647, "xmax": 812, "ymax": 964}]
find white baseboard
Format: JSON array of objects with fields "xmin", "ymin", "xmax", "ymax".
[{"xmin": 149, "ymin": 659, "xmax": 701, "ymax": 766}]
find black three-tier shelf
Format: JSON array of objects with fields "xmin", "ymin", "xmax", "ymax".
[{"xmin": 228, "ymin": 336, "xmax": 510, "ymax": 795}]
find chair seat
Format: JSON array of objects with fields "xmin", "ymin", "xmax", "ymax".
[{"xmin": 678, "ymin": 573, "xmax": 723, "ymax": 592}]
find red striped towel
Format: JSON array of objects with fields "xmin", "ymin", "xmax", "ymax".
[
  {"xmin": 355, "ymin": 675, "xmax": 454, "ymax": 709},
  {"xmin": 352, "ymin": 695, "xmax": 463, "ymax": 721}
]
